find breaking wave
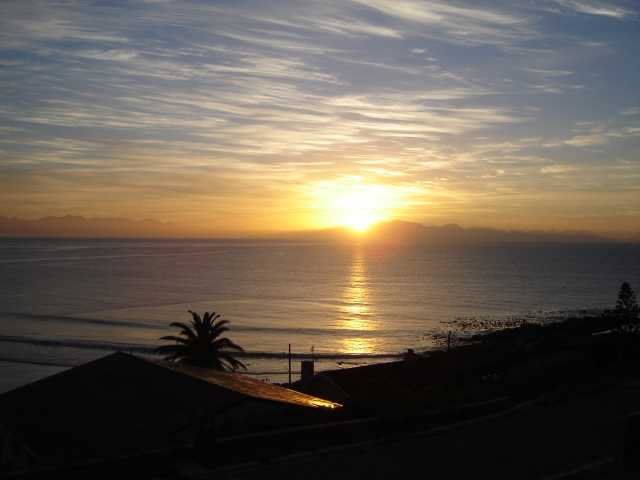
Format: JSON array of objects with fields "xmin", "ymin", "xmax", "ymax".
[{"xmin": 0, "ymin": 334, "xmax": 403, "ymax": 360}]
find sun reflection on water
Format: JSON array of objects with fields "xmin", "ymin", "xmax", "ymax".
[
  {"xmin": 338, "ymin": 249, "xmax": 377, "ymax": 355},
  {"xmin": 339, "ymin": 336, "xmax": 378, "ymax": 355}
]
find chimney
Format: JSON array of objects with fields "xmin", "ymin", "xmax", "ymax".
[{"xmin": 300, "ymin": 360, "xmax": 314, "ymax": 383}]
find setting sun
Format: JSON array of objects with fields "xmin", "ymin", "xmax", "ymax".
[
  {"xmin": 310, "ymin": 178, "xmax": 399, "ymax": 232},
  {"xmin": 336, "ymin": 189, "xmax": 381, "ymax": 232}
]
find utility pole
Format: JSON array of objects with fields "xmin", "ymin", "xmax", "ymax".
[{"xmin": 288, "ymin": 343, "xmax": 292, "ymax": 385}]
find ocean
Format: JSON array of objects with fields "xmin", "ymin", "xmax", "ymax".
[{"xmin": 1, "ymin": 238, "xmax": 639, "ymax": 392}]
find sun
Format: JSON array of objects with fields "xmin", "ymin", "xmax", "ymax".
[
  {"xmin": 345, "ymin": 214, "xmax": 375, "ymax": 232},
  {"xmin": 310, "ymin": 178, "xmax": 397, "ymax": 233},
  {"xmin": 336, "ymin": 189, "xmax": 382, "ymax": 232}
]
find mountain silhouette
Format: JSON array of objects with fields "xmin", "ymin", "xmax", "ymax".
[
  {"xmin": 0, "ymin": 216, "xmax": 623, "ymax": 244},
  {"xmin": 279, "ymin": 220, "xmax": 612, "ymax": 245}
]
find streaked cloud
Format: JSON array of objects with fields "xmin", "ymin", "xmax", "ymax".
[
  {"xmin": 0, "ymin": 0, "xmax": 639, "ymax": 236},
  {"xmin": 550, "ymin": 0, "xmax": 635, "ymax": 19},
  {"xmin": 621, "ymin": 107, "xmax": 640, "ymax": 116},
  {"xmin": 561, "ymin": 122, "xmax": 640, "ymax": 147},
  {"xmin": 541, "ymin": 164, "xmax": 576, "ymax": 174},
  {"xmin": 350, "ymin": 0, "xmax": 534, "ymax": 46}
]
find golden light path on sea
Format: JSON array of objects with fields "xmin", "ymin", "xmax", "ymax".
[{"xmin": 337, "ymin": 248, "xmax": 377, "ymax": 355}]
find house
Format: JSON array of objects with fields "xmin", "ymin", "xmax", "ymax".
[{"xmin": 0, "ymin": 352, "xmax": 340, "ymax": 473}]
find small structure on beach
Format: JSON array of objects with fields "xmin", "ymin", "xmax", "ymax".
[{"xmin": 0, "ymin": 352, "xmax": 340, "ymax": 473}]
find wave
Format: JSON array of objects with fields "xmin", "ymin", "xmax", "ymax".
[
  {"xmin": 0, "ymin": 334, "xmax": 403, "ymax": 360},
  {"xmin": 0, "ymin": 249, "xmax": 231, "ymax": 264},
  {"xmin": 1, "ymin": 312, "xmax": 166, "ymax": 330},
  {"xmin": 0, "ymin": 360, "xmax": 365, "ymax": 376},
  {"xmin": 0, "ymin": 356, "xmax": 367, "ymax": 374},
  {"xmin": 0, "ymin": 357, "xmax": 74, "ymax": 368},
  {"xmin": 1, "ymin": 311, "xmax": 419, "ymax": 338},
  {"xmin": 232, "ymin": 325, "xmax": 411, "ymax": 337},
  {"xmin": 0, "ymin": 335, "xmax": 158, "ymax": 355}
]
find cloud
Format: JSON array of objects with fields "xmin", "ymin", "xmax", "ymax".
[
  {"xmin": 564, "ymin": 133, "xmax": 610, "ymax": 146},
  {"xmin": 73, "ymin": 49, "xmax": 139, "ymax": 62},
  {"xmin": 1, "ymin": 10, "xmax": 129, "ymax": 48},
  {"xmin": 524, "ymin": 68, "xmax": 574, "ymax": 77},
  {"xmin": 621, "ymin": 107, "xmax": 640, "ymax": 116},
  {"xmin": 0, "ymin": 0, "xmax": 639, "ymax": 234},
  {"xmin": 550, "ymin": 1, "xmax": 635, "ymax": 19},
  {"xmin": 541, "ymin": 164, "xmax": 576, "ymax": 174},
  {"xmin": 352, "ymin": 0, "xmax": 523, "ymax": 25},
  {"xmin": 350, "ymin": 0, "xmax": 534, "ymax": 46},
  {"xmin": 211, "ymin": 30, "xmax": 339, "ymax": 55},
  {"xmin": 561, "ymin": 123, "xmax": 640, "ymax": 147},
  {"xmin": 291, "ymin": 15, "xmax": 402, "ymax": 39}
]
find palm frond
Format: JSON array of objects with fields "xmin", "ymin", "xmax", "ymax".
[
  {"xmin": 159, "ymin": 335, "xmax": 192, "ymax": 345},
  {"xmin": 168, "ymin": 322, "xmax": 197, "ymax": 339},
  {"xmin": 210, "ymin": 319, "xmax": 230, "ymax": 332},
  {"xmin": 157, "ymin": 310, "xmax": 245, "ymax": 371},
  {"xmin": 155, "ymin": 344, "xmax": 189, "ymax": 356},
  {"xmin": 212, "ymin": 337, "xmax": 244, "ymax": 352},
  {"xmin": 219, "ymin": 353, "xmax": 247, "ymax": 371}
]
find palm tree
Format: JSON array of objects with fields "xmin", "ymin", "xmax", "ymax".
[{"xmin": 155, "ymin": 310, "xmax": 246, "ymax": 371}]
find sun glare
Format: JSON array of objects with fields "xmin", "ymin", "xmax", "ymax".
[
  {"xmin": 337, "ymin": 189, "xmax": 381, "ymax": 232},
  {"xmin": 311, "ymin": 178, "xmax": 398, "ymax": 233}
]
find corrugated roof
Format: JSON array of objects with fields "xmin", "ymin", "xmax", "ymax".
[{"xmin": 163, "ymin": 363, "xmax": 341, "ymax": 410}]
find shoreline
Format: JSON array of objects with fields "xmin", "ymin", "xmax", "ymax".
[{"xmin": 0, "ymin": 306, "xmax": 623, "ymax": 394}]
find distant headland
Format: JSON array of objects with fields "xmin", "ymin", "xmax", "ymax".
[{"xmin": 1, "ymin": 215, "xmax": 637, "ymax": 245}]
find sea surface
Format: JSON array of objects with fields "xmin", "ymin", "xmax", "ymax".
[{"xmin": 1, "ymin": 238, "xmax": 639, "ymax": 392}]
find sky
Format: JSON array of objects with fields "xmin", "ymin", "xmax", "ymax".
[{"xmin": 1, "ymin": 0, "xmax": 639, "ymax": 237}]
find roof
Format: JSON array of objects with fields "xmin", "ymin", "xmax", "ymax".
[
  {"xmin": 165, "ymin": 363, "xmax": 341, "ymax": 410},
  {"xmin": 0, "ymin": 352, "xmax": 339, "ymax": 467}
]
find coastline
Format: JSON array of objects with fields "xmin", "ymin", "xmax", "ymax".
[{"xmin": 0, "ymin": 307, "xmax": 624, "ymax": 394}]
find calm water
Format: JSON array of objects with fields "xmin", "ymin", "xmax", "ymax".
[{"xmin": 1, "ymin": 238, "xmax": 639, "ymax": 391}]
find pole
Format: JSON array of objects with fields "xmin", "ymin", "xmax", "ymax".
[{"xmin": 288, "ymin": 343, "xmax": 292, "ymax": 385}]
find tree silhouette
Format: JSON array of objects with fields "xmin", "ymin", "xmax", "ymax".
[
  {"xmin": 155, "ymin": 310, "xmax": 246, "ymax": 371},
  {"xmin": 616, "ymin": 282, "xmax": 639, "ymax": 332}
]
